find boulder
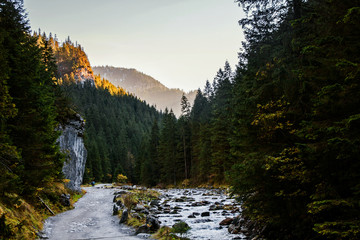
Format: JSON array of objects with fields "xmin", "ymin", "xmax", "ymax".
[
  {"xmin": 175, "ymin": 198, "xmax": 185, "ymax": 202},
  {"xmin": 228, "ymin": 224, "xmax": 239, "ymax": 234},
  {"xmin": 201, "ymin": 212, "xmax": 210, "ymax": 217},
  {"xmin": 194, "ymin": 218, "xmax": 212, "ymax": 223},
  {"xmin": 119, "ymin": 208, "xmax": 128, "ymax": 223},
  {"xmin": 136, "ymin": 225, "xmax": 149, "ymax": 234},
  {"xmin": 210, "ymin": 204, "xmax": 224, "ymax": 211},
  {"xmin": 219, "ymin": 217, "xmax": 233, "ymax": 226},
  {"xmin": 60, "ymin": 194, "xmax": 70, "ymax": 207},
  {"xmin": 113, "ymin": 204, "xmax": 121, "ymax": 215},
  {"xmin": 115, "ymin": 200, "xmax": 123, "ymax": 208},
  {"xmin": 146, "ymin": 215, "xmax": 160, "ymax": 232},
  {"xmin": 228, "ymin": 214, "xmax": 264, "ymax": 239},
  {"xmin": 170, "ymin": 210, "xmax": 179, "ymax": 214},
  {"xmin": 132, "ymin": 213, "xmax": 141, "ymax": 219},
  {"xmin": 150, "ymin": 199, "xmax": 160, "ymax": 206}
]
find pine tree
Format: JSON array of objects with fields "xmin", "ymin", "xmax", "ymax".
[
  {"xmin": 180, "ymin": 94, "xmax": 191, "ymax": 179},
  {"xmin": 158, "ymin": 109, "xmax": 179, "ymax": 185},
  {"xmin": 0, "ymin": 0, "xmax": 63, "ymax": 193},
  {"xmin": 210, "ymin": 64, "xmax": 233, "ymax": 183}
]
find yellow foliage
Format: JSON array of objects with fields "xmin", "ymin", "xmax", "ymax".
[
  {"xmin": 62, "ymin": 179, "xmax": 71, "ymax": 184},
  {"xmin": 181, "ymin": 179, "xmax": 190, "ymax": 188},
  {"xmin": 94, "ymin": 75, "xmax": 127, "ymax": 96},
  {"xmin": 251, "ymin": 97, "xmax": 294, "ymax": 140},
  {"xmin": 117, "ymin": 174, "xmax": 128, "ymax": 184}
]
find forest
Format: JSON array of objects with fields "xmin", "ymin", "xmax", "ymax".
[
  {"xmin": 135, "ymin": 0, "xmax": 360, "ymax": 239},
  {"xmin": 1, "ymin": 0, "xmax": 360, "ymax": 239}
]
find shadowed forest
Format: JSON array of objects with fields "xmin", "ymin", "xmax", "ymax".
[{"xmin": 1, "ymin": 0, "xmax": 360, "ymax": 239}]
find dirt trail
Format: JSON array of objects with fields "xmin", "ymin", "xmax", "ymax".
[{"xmin": 41, "ymin": 184, "xmax": 141, "ymax": 240}]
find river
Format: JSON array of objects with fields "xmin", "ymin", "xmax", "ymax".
[{"xmin": 154, "ymin": 188, "xmax": 245, "ymax": 239}]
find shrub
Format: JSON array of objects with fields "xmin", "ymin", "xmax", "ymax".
[
  {"xmin": 171, "ymin": 221, "xmax": 191, "ymax": 236},
  {"xmin": 117, "ymin": 174, "xmax": 128, "ymax": 184}
]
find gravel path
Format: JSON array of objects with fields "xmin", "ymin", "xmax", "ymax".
[{"xmin": 41, "ymin": 184, "xmax": 141, "ymax": 240}]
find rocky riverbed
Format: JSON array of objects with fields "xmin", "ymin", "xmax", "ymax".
[
  {"xmin": 115, "ymin": 186, "xmax": 248, "ymax": 239},
  {"xmin": 155, "ymin": 188, "xmax": 246, "ymax": 239}
]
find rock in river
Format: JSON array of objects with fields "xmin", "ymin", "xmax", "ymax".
[{"xmin": 119, "ymin": 208, "xmax": 128, "ymax": 223}]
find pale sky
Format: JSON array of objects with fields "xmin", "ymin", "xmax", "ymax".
[{"xmin": 24, "ymin": 0, "xmax": 245, "ymax": 92}]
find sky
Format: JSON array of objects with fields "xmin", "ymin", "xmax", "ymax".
[{"xmin": 24, "ymin": 0, "xmax": 245, "ymax": 92}]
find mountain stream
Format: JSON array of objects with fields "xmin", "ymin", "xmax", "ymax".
[{"xmin": 41, "ymin": 185, "xmax": 245, "ymax": 240}]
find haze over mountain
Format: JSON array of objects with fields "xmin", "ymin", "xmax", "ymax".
[{"xmin": 93, "ymin": 66, "xmax": 197, "ymax": 116}]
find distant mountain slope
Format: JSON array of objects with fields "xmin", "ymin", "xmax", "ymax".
[{"xmin": 93, "ymin": 66, "xmax": 197, "ymax": 116}]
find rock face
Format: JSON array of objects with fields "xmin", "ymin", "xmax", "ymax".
[
  {"xmin": 74, "ymin": 68, "xmax": 95, "ymax": 86},
  {"xmin": 228, "ymin": 215, "xmax": 264, "ymax": 239},
  {"xmin": 58, "ymin": 114, "xmax": 87, "ymax": 192}
]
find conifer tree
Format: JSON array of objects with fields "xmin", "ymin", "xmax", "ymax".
[{"xmin": 0, "ymin": 0, "xmax": 63, "ymax": 193}]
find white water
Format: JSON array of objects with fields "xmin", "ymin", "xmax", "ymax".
[{"xmin": 154, "ymin": 188, "xmax": 245, "ymax": 240}]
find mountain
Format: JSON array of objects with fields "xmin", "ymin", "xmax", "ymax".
[
  {"xmin": 46, "ymin": 38, "xmax": 162, "ymax": 183},
  {"xmin": 93, "ymin": 66, "xmax": 197, "ymax": 116}
]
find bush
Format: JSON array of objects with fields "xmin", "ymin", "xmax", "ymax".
[
  {"xmin": 117, "ymin": 174, "xmax": 128, "ymax": 184},
  {"xmin": 122, "ymin": 194, "xmax": 136, "ymax": 210},
  {"xmin": 171, "ymin": 221, "xmax": 191, "ymax": 236}
]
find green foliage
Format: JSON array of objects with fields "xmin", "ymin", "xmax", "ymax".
[
  {"xmin": 139, "ymin": 1, "xmax": 360, "ymax": 240},
  {"xmin": 52, "ymin": 38, "xmax": 162, "ymax": 183},
  {"xmin": 171, "ymin": 221, "xmax": 191, "ymax": 235},
  {"xmin": 0, "ymin": 0, "xmax": 66, "ymax": 196},
  {"xmin": 59, "ymin": 79, "xmax": 161, "ymax": 183}
]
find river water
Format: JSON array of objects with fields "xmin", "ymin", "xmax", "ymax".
[{"xmin": 154, "ymin": 188, "xmax": 245, "ymax": 240}]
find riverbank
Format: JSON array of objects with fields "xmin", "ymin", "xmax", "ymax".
[
  {"xmin": 0, "ymin": 181, "xmax": 83, "ymax": 239},
  {"xmin": 40, "ymin": 184, "xmax": 142, "ymax": 240}
]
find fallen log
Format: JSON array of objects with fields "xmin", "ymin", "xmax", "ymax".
[{"xmin": 38, "ymin": 197, "xmax": 55, "ymax": 215}]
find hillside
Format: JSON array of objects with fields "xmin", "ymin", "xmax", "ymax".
[
  {"xmin": 43, "ymin": 37, "xmax": 163, "ymax": 183},
  {"xmin": 93, "ymin": 66, "xmax": 197, "ymax": 116}
]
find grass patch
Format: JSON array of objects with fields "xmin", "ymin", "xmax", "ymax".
[
  {"xmin": 152, "ymin": 226, "xmax": 190, "ymax": 240},
  {"xmin": 127, "ymin": 216, "xmax": 145, "ymax": 228},
  {"xmin": 71, "ymin": 190, "xmax": 85, "ymax": 205}
]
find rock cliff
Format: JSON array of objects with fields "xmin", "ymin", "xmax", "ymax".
[{"xmin": 58, "ymin": 114, "xmax": 87, "ymax": 192}]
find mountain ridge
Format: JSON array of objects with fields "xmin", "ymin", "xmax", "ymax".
[{"xmin": 93, "ymin": 66, "xmax": 197, "ymax": 116}]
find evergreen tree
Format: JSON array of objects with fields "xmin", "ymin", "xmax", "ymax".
[
  {"xmin": 0, "ymin": 0, "xmax": 63, "ymax": 193},
  {"xmin": 158, "ymin": 109, "xmax": 179, "ymax": 185},
  {"xmin": 180, "ymin": 94, "xmax": 191, "ymax": 179},
  {"xmin": 210, "ymin": 64, "xmax": 233, "ymax": 183}
]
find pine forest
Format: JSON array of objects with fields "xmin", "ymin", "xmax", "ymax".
[{"xmin": 1, "ymin": 0, "xmax": 359, "ymax": 239}]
